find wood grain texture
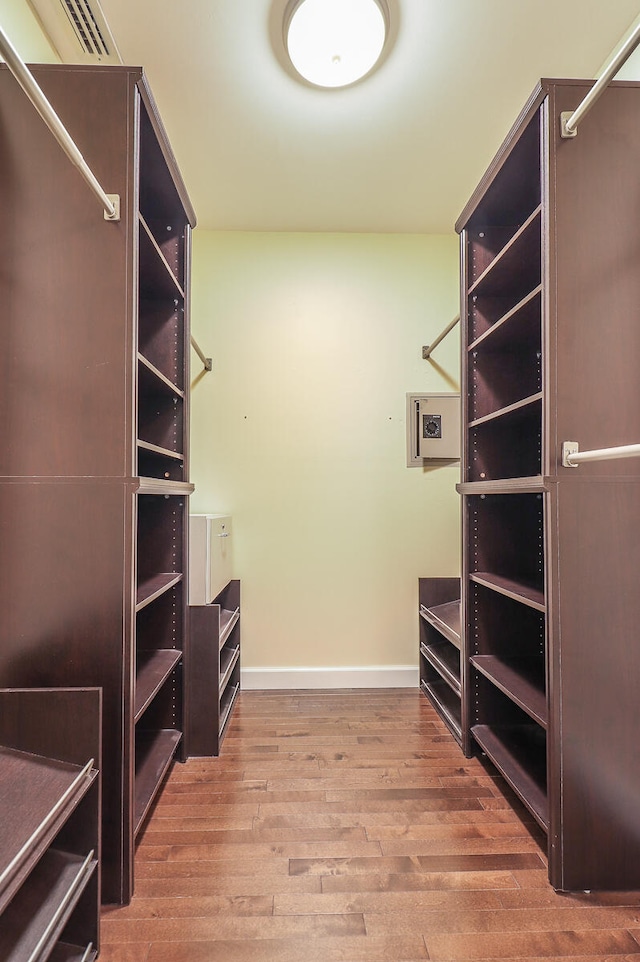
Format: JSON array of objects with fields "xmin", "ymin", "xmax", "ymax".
[{"xmin": 101, "ymin": 690, "xmax": 640, "ymax": 960}]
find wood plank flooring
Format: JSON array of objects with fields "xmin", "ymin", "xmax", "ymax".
[{"xmin": 100, "ymin": 689, "xmax": 640, "ymax": 961}]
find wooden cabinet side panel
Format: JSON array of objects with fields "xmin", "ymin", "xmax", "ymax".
[
  {"xmin": 0, "ymin": 687, "xmax": 101, "ymax": 768},
  {"xmin": 0, "ymin": 481, "xmax": 133, "ymax": 904},
  {"xmin": 186, "ymin": 605, "xmax": 222, "ymax": 757},
  {"xmin": 0, "ymin": 65, "xmax": 135, "ymax": 479},
  {"xmin": 550, "ymin": 82, "xmax": 640, "ymax": 477},
  {"xmin": 552, "ymin": 480, "xmax": 640, "ymax": 890}
]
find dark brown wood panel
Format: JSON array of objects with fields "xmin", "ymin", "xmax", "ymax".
[
  {"xmin": 187, "ymin": 581, "xmax": 241, "ymax": 758},
  {"xmin": 0, "ymin": 64, "xmax": 134, "ymax": 480},
  {"xmin": 0, "ymin": 481, "xmax": 132, "ymax": 904},
  {"xmin": 550, "ymin": 82, "xmax": 640, "ymax": 480},
  {"xmin": 551, "ymin": 478, "xmax": 640, "ymax": 890}
]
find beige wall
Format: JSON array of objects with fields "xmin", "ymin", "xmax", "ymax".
[
  {"xmin": 190, "ymin": 230, "xmax": 460, "ymax": 677},
  {"xmin": 1, "ymin": 1, "xmax": 57, "ymax": 61}
]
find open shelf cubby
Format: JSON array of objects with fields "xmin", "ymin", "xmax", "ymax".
[
  {"xmin": 418, "ymin": 578, "xmax": 464, "ymax": 749},
  {"xmin": 187, "ymin": 580, "xmax": 242, "ymax": 758},
  {"xmin": 0, "ymin": 688, "xmax": 101, "ymax": 961}
]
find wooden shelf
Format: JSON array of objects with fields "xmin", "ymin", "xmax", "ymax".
[
  {"xmin": 470, "ymin": 572, "xmax": 545, "ymax": 612},
  {"xmin": 467, "ymin": 400, "xmax": 542, "ymax": 482},
  {"xmin": 136, "ymin": 477, "xmax": 194, "ymax": 496},
  {"xmin": 136, "ymin": 573, "xmax": 182, "ymax": 612},
  {"xmin": 135, "ymin": 649, "xmax": 182, "ymax": 722},
  {"xmin": 469, "ymin": 392, "xmax": 542, "ymax": 429},
  {"xmin": 420, "ymin": 641, "xmax": 460, "ymax": 695},
  {"xmin": 138, "ymin": 353, "xmax": 184, "ymax": 399},
  {"xmin": 220, "ymin": 645, "xmax": 240, "ymax": 695},
  {"xmin": 471, "ymin": 655, "xmax": 546, "ymax": 727},
  {"xmin": 139, "ymin": 215, "xmax": 186, "ymax": 300},
  {"xmin": 219, "ymin": 682, "xmax": 240, "ymax": 738},
  {"xmin": 220, "ymin": 606, "xmax": 240, "ymax": 650},
  {"xmin": 0, "ymin": 847, "xmax": 97, "ymax": 962},
  {"xmin": 137, "ymin": 439, "xmax": 184, "ymax": 462},
  {"xmin": 472, "ymin": 723, "xmax": 548, "ymax": 830},
  {"xmin": 420, "ymin": 600, "xmax": 460, "ymax": 648},
  {"xmin": 0, "ymin": 749, "xmax": 94, "ymax": 914},
  {"xmin": 134, "ymin": 728, "xmax": 182, "ymax": 835},
  {"xmin": 48, "ymin": 943, "xmax": 97, "ymax": 962},
  {"xmin": 0, "ymin": 689, "xmax": 100, "ymax": 953},
  {"xmin": 457, "ymin": 476, "xmax": 546, "ymax": 495},
  {"xmin": 469, "ymin": 285, "xmax": 542, "ymax": 352},
  {"xmin": 468, "ymin": 206, "xmax": 542, "ymax": 298},
  {"xmin": 420, "ymin": 677, "xmax": 462, "ymax": 743}
]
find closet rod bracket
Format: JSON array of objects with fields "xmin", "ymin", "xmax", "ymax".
[
  {"xmin": 562, "ymin": 439, "xmax": 640, "ymax": 467},
  {"xmin": 560, "ymin": 20, "xmax": 640, "ymax": 138},
  {"xmin": 104, "ymin": 194, "xmax": 121, "ymax": 221},
  {"xmin": 422, "ymin": 315, "xmax": 460, "ymax": 359},
  {"xmin": 561, "ymin": 441, "xmax": 580, "ymax": 466},
  {"xmin": 559, "ymin": 112, "xmax": 578, "ymax": 139}
]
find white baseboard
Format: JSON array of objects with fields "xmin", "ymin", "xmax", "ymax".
[{"xmin": 240, "ymin": 665, "xmax": 419, "ymax": 691}]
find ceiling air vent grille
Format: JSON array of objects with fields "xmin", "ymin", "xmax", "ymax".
[
  {"xmin": 62, "ymin": 0, "xmax": 110, "ymax": 57},
  {"xmin": 27, "ymin": 0, "xmax": 123, "ymax": 64}
]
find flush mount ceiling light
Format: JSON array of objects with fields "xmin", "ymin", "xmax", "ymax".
[{"xmin": 284, "ymin": 0, "xmax": 389, "ymax": 88}]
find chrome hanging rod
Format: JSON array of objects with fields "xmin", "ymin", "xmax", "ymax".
[
  {"xmin": 561, "ymin": 20, "xmax": 640, "ymax": 137},
  {"xmin": 0, "ymin": 25, "xmax": 120, "ymax": 220},
  {"xmin": 562, "ymin": 440, "xmax": 640, "ymax": 467},
  {"xmin": 422, "ymin": 315, "xmax": 460, "ymax": 360},
  {"xmin": 190, "ymin": 334, "xmax": 212, "ymax": 372}
]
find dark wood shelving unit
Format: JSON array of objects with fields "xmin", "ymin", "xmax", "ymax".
[
  {"xmin": 471, "ymin": 655, "xmax": 546, "ymax": 727},
  {"xmin": 136, "ymin": 573, "xmax": 183, "ymax": 610},
  {"xmin": 469, "ymin": 392, "xmax": 542, "ymax": 429},
  {"xmin": 418, "ymin": 578, "xmax": 466, "ymax": 751},
  {"xmin": 0, "ymin": 64, "xmax": 195, "ymax": 905},
  {"xmin": 135, "ymin": 649, "xmax": 183, "ymax": 721},
  {"xmin": 456, "ymin": 77, "xmax": 640, "ymax": 891},
  {"xmin": 420, "ymin": 599, "xmax": 460, "ymax": 647},
  {"xmin": 468, "ymin": 284, "xmax": 542, "ymax": 350},
  {"xmin": 187, "ymin": 580, "xmax": 241, "ymax": 757},
  {"xmin": 421, "ymin": 674, "xmax": 462, "ymax": 742},
  {"xmin": 472, "ymin": 723, "xmax": 548, "ymax": 830},
  {"xmin": 467, "ymin": 206, "xmax": 542, "ymax": 297},
  {"xmin": 133, "ymin": 729, "xmax": 182, "ymax": 834},
  {"xmin": 421, "ymin": 641, "xmax": 461, "ymax": 696},
  {"xmin": 469, "ymin": 573, "xmax": 545, "ymax": 611},
  {"xmin": 0, "ymin": 688, "xmax": 101, "ymax": 961}
]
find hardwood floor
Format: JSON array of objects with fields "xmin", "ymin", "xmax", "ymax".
[{"xmin": 100, "ymin": 689, "xmax": 640, "ymax": 961}]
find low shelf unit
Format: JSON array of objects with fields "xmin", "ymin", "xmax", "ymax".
[
  {"xmin": 418, "ymin": 578, "xmax": 466, "ymax": 751},
  {"xmin": 0, "ymin": 688, "xmax": 101, "ymax": 962},
  {"xmin": 187, "ymin": 580, "xmax": 241, "ymax": 757}
]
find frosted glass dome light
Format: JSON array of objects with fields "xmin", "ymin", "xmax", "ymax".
[{"xmin": 285, "ymin": 0, "xmax": 388, "ymax": 89}]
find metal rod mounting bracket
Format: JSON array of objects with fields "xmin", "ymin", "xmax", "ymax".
[
  {"xmin": 560, "ymin": 112, "xmax": 578, "ymax": 139},
  {"xmin": 104, "ymin": 194, "xmax": 120, "ymax": 221},
  {"xmin": 422, "ymin": 315, "xmax": 460, "ymax": 360},
  {"xmin": 562, "ymin": 440, "xmax": 580, "ymax": 467}
]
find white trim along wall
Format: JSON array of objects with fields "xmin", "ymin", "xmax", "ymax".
[{"xmin": 241, "ymin": 665, "xmax": 419, "ymax": 690}]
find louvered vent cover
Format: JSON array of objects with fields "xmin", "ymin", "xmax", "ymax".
[
  {"xmin": 62, "ymin": 0, "xmax": 110, "ymax": 56},
  {"xmin": 27, "ymin": 0, "xmax": 123, "ymax": 64}
]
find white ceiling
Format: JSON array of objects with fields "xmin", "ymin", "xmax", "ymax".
[{"xmin": 94, "ymin": 0, "xmax": 640, "ymax": 233}]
